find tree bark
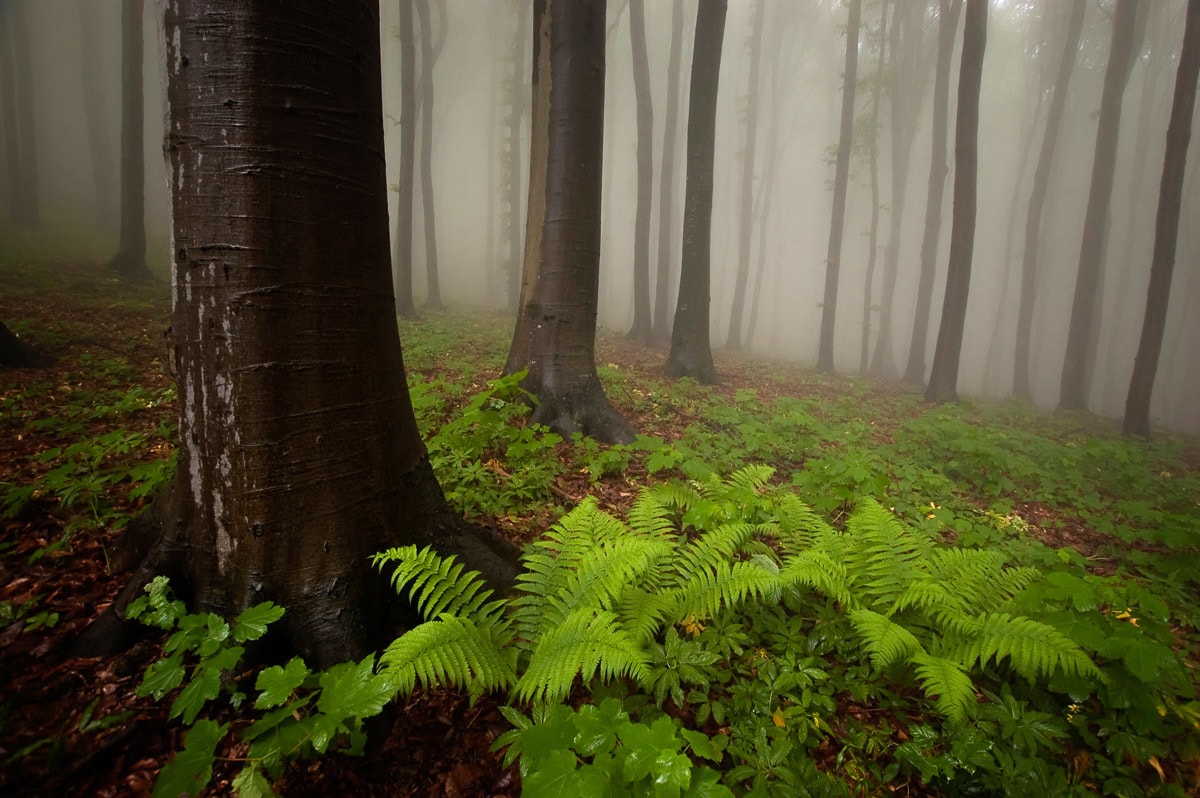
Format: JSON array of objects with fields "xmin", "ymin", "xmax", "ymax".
[
  {"xmin": 0, "ymin": 5, "xmax": 21, "ymax": 224},
  {"xmin": 415, "ymin": 0, "xmax": 442, "ymax": 309},
  {"xmin": 109, "ymin": 0, "xmax": 152, "ymax": 282},
  {"xmin": 75, "ymin": 0, "xmax": 517, "ymax": 668},
  {"xmin": 1058, "ymin": 0, "xmax": 1139, "ymax": 411},
  {"xmin": 664, "ymin": 0, "xmax": 726, "ymax": 385},
  {"xmin": 903, "ymin": 0, "xmax": 963, "ymax": 385},
  {"xmin": 925, "ymin": 0, "xmax": 986, "ymax": 404},
  {"xmin": 505, "ymin": 1, "xmax": 530, "ymax": 311},
  {"xmin": 652, "ymin": 0, "xmax": 685, "ymax": 342},
  {"xmin": 816, "ymin": 0, "xmax": 861, "ymax": 372},
  {"xmin": 392, "ymin": 0, "xmax": 418, "ymax": 318},
  {"xmin": 626, "ymin": 0, "xmax": 654, "ymax": 345},
  {"xmin": 1124, "ymin": 0, "xmax": 1200, "ymax": 439}
]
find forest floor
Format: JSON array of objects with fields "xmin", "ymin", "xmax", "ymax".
[{"xmin": 1, "ymin": 258, "xmax": 1198, "ymax": 796}]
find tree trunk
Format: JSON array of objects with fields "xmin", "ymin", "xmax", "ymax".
[
  {"xmin": 3, "ymin": 0, "xmax": 39, "ymax": 228},
  {"xmin": 0, "ymin": 320, "xmax": 49, "ymax": 368},
  {"xmin": 1124, "ymin": 0, "xmax": 1200, "ymax": 439},
  {"xmin": 626, "ymin": 0, "xmax": 654, "ymax": 345},
  {"xmin": 903, "ymin": 0, "xmax": 962, "ymax": 385},
  {"xmin": 109, "ymin": 0, "xmax": 152, "ymax": 282},
  {"xmin": 1010, "ymin": 0, "xmax": 1086, "ymax": 400},
  {"xmin": 664, "ymin": 0, "xmax": 726, "ymax": 385},
  {"xmin": 506, "ymin": 1, "xmax": 530, "ymax": 311},
  {"xmin": 925, "ymin": 0, "xmax": 986, "ymax": 404},
  {"xmin": 392, "ymin": 0, "xmax": 418, "ymax": 318},
  {"xmin": 1058, "ymin": 0, "xmax": 1139, "ymax": 411},
  {"xmin": 75, "ymin": 0, "xmax": 517, "ymax": 668},
  {"xmin": 861, "ymin": 0, "xmax": 890, "ymax": 375},
  {"xmin": 652, "ymin": 0, "xmax": 685, "ymax": 342},
  {"xmin": 725, "ymin": 0, "xmax": 766, "ymax": 352},
  {"xmin": 0, "ymin": 5, "xmax": 22, "ymax": 224},
  {"xmin": 416, "ymin": 0, "xmax": 442, "ymax": 309},
  {"xmin": 816, "ymin": 0, "xmax": 861, "ymax": 372},
  {"xmin": 513, "ymin": 0, "xmax": 635, "ymax": 444},
  {"xmin": 78, "ymin": 1, "xmax": 117, "ymax": 231}
]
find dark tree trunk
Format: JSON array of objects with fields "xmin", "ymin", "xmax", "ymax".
[
  {"xmin": 75, "ymin": 0, "xmax": 517, "ymax": 668},
  {"xmin": 0, "ymin": 320, "xmax": 49, "ymax": 368},
  {"xmin": 1059, "ymin": 0, "xmax": 1139, "ymax": 411},
  {"xmin": 1124, "ymin": 0, "xmax": 1200, "ymax": 439},
  {"xmin": 78, "ymin": 1, "xmax": 117, "ymax": 231},
  {"xmin": 626, "ymin": 0, "xmax": 654, "ymax": 345},
  {"xmin": 816, "ymin": 0, "xmax": 861, "ymax": 372},
  {"xmin": 3, "ymin": 0, "xmax": 39, "ymax": 228},
  {"xmin": 0, "ymin": 5, "xmax": 21, "ymax": 223},
  {"xmin": 109, "ymin": 0, "xmax": 152, "ymax": 282},
  {"xmin": 1010, "ymin": 0, "xmax": 1085, "ymax": 399},
  {"xmin": 861, "ymin": 0, "xmax": 890, "ymax": 375},
  {"xmin": 664, "ymin": 0, "xmax": 726, "ymax": 385},
  {"xmin": 503, "ymin": 0, "xmax": 550, "ymax": 377},
  {"xmin": 652, "ymin": 0, "xmax": 685, "ymax": 342},
  {"xmin": 925, "ymin": 0, "xmax": 986, "ymax": 404},
  {"xmin": 903, "ymin": 0, "xmax": 963, "ymax": 385},
  {"xmin": 506, "ymin": 2, "xmax": 530, "ymax": 311},
  {"xmin": 415, "ymin": 0, "xmax": 442, "ymax": 310},
  {"xmin": 392, "ymin": 0, "xmax": 418, "ymax": 318},
  {"xmin": 512, "ymin": 0, "xmax": 635, "ymax": 444}
]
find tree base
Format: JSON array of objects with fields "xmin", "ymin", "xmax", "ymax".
[
  {"xmin": 527, "ymin": 381, "xmax": 636, "ymax": 444},
  {"xmin": 663, "ymin": 351, "xmax": 720, "ymax": 385},
  {"xmin": 109, "ymin": 253, "xmax": 154, "ymax": 282}
]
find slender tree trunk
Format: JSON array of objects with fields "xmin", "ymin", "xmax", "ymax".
[
  {"xmin": 392, "ymin": 0, "xmax": 418, "ymax": 317},
  {"xmin": 653, "ymin": 0, "xmax": 685, "ymax": 342},
  {"xmin": 664, "ymin": 0, "xmax": 726, "ymax": 385},
  {"xmin": 415, "ymin": 0, "xmax": 441, "ymax": 309},
  {"xmin": 725, "ymin": 0, "xmax": 766, "ymax": 351},
  {"xmin": 1011, "ymin": 0, "xmax": 1086, "ymax": 400},
  {"xmin": 5, "ymin": 0, "xmax": 38, "ymax": 228},
  {"xmin": 816, "ymin": 0, "xmax": 861, "ymax": 372},
  {"xmin": 861, "ymin": 0, "xmax": 890, "ymax": 375},
  {"xmin": 77, "ymin": 0, "xmax": 517, "ymax": 666},
  {"xmin": 626, "ymin": 0, "xmax": 654, "ymax": 344},
  {"xmin": 925, "ymin": 0, "xmax": 986, "ymax": 404},
  {"xmin": 78, "ymin": 1, "xmax": 117, "ymax": 231},
  {"xmin": 506, "ymin": 1, "xmax": 530, "ymax": 311},
  {"xmin": 1059, "ymin": 0, "xmax": 1139, "ymax": 411},
  {"xmin": 110, "ymin": 0, "xmax": 151, "ymax": 282},
  {"xmin": 904, "ymin": 0, "xmax": 963, "ymax": 384},
  {"xmin": 1124, "ymin": 0, "xmax": 1200, "ymax": 439}
]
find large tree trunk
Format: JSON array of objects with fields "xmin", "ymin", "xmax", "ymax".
[
  {"xmin": 903, "ymin": 0, "xmax": 962, "ymax": 385},
  {"xmin": 392, "ymin": 0, "xmax": 418, "ymax": 318},
  {"xmin": 625, "ymin": 0, "xmax": 654, "ymax": 345},
  {"xmin": 664, "ymin": 0, "xmax": 726, "ymax": 385},
  {"xmin": 78, "ymin": 1, "xmax": 117, "ymax": 231},
  {"xmin": 1010, "ymin": 0, "xmax": 1086, "ymax": 400},
  {"xmin": 1124, "ymin": 0, "xmax": 1200, "ymax": 439},
  {"xmin": 415, "ymin": 0, "xmax": 442, "ymax": 310},
  {"xmin": 724, "ymin": 0, "xmax": 766, "ymax": 352},
  {"xmin": 1058, "ymin": 0, "xmax": 1139, "ymax": 411},
  {"xmin": 925, "ymin": 0, "xmax": 986, "ymax": 404},
  {"xmin": 512, "ymin": 0, "xmax": 635, "ymax": 444},
  {"xmin": 75, "ymin": 0, "xmax": 517, "ymax": 669},
  {"xmin": 652, "ymin": 0, "xmax": 685, "ymax": 342},
  {"xmin": 816, "ymin": 0, "xmax": 861, "ymax": 372},
  {"xmin": 109, "ymin": 0, "xmax": 152, "ymax": 282}
]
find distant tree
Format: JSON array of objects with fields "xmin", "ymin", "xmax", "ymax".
[
  {"xmin": 1, "ymin": 0, "xmax": 39, "ymax": 228},
  {"xmin": 626, "ymin": 0, "xmax": 654, "ymax": 345},
  {"xmin": 78, "ymin": 1, "xmax": 117, "ymax": 230},
  {"xmin": 415, "ymin": 0, "xmax": 443, "ymax": 309},
  {"xmin": 903, "ymin": 0, "xmax": 963, "ymax": 385},
  {"xmin": 109, "ymin": 0, "xmax": 151, "ymax": 282},
  {"xmin": 1124, "ymin": 0, "xmax": 1200, "ymax": 439},
  {"xmin": 392, "ymin": 0, "xmax": 418, "ymax": 317},
  {"xmin": 664, "ymin": 0, "xmax": 726, "ymax": 385},
  {"xmin": 816, "ymin": 0, "xmax": 861, "ymax": 372},
  {"xmin": 1058, "ymin": 0, "xmax": 1140, "ymax": 411},
  {"xmin": 503, "ymin": 1, "xmax": 531, "ymax": 311},
  {"xmin": 925, "ymin": 0, "xmax": 986, "ymax": 404},
  {"xmin": 506, "ymin": 0, "xmax": 635, "ymax": 443},
  {"xmin": 76, "ymin": 0, "xmax": 517, "ymax": 665},
  {"xmin": 653, "ymin": 0, "xmax": 685, "ymax": 342},
  {"xmin": 860, "ymin": 0, "xmax": 890, "ymax": 375}
]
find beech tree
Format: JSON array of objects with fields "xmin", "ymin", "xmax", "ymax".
[
  {"xmin": 664, "ymin": 0, "xmax": 726, "ymax": 385},
  {"xmin": 392, "ymin": 0, "xmax": 418, "ymax": 317},
  {"xmin": 1125, "ymin": 0, "xmax": 1200, "ymax": 439},
  {"xmin": 626, "ymin": 0, "xmax": 654, "ymax": 345},
  {"xmin": 415, "ymin": 0, "xmax": 443, "ymax": 310},
  {"xmin": 109, "ymin": 0, "xmax": 152, "ymax": 281},
  {"xmin": 925, "ymin": 0, "xmax": 986, "ymax": 404},
  {"xmin": 78, "ymin": 1, "xmax": 116, "ymax": 230},
  {"xmin": 76, "ymin": 0, "xmax": 516, "ymax": 667},
  {"xmin": 653, "ymin": 0, "xmax": 686, "ymax": 341}
]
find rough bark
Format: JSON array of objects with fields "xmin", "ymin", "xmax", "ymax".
[
  {"xmin": 664, "ymin": 0, "xmax": 726, "ymax": 386},
  {"xmin": 1124, "ymin": 0, "xmax": 1200, "ymax": 439},
  {"xmin": 652, "ymin": 0, "xmax": 685, "ymax": 342},
  {"xmin": 925, "ymin": 0, "xmax": 986, "ymax": 404},
  {"xmin": 903, "ymin": 0, "xmax": 962, "ymax": 385},
  {"xmin": 74, "ymin": 0, "xmax": 518, "ymax": 668},
  {"xmin": 1058, "ymin": 0, "xmax": 1139, "ymax": 411},
  {"xmin": 626, "ymin": 0, "xmax": 655, "ymax": 345},
  {"xmin": 78, "ymin": 1, "xmax": 117, "ymax": 231},
  {"xmin": 816, "ymin": 0, "xmax": 861, "ymax": 372},
  {"xmin": 415, "ymin": 0, "xmax": 442, "ymax": 309},
  {"xmin": 109, "ymin": 0, "xmax": 152, "ymax": 282},
  {"xmin": 0, "ymin": 320, "xmax": 50, "ymax": 368},
  {"xmin": 392, "ymin": 0, "xmax": 418, "ymax": 318}
]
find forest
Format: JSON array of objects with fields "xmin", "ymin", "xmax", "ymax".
[{"xmin": 0, "ymin": 0, "xmax": 1198, "ymax": 796}]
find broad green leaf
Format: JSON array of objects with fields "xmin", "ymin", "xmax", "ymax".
[
  {"xmin": 231, "ymin": 763, "xmax": 275, "ymax": 798},
  {"xmin": 520, "ymin": 748, "xmax": 581, "ymax": 797},
  {"xmin": 232, "ymin": 602, "xmax": 285, "ymax": 642},
  {"xmin": 152, "ymin": 719, "xmax": 227, "ymax": 798},
  {"xmin": 171, "ymin": 668, "xmax": 222, "ymax": 725},
  {"xmin": 652, "ymin": 750, "xmax": 692, "ymax": 794},
  {"xmin": 316, "ymin": 656, "xmax": 390, "ymax": 720},
  {"xmin": 684, "ymin": 768, "xmax": 734, "ymax": 798},
  {"xmin": 679, "ymin": 729, "xmax": 722, "ymax": 763},
  {"xmin": 137, "ymin": 654, "xmax": 185, "ymax": 700},
  {"xmin": 255, "ymin": 657, "xmax": 311, "ymax": 709}
]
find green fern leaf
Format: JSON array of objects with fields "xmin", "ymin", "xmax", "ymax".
[
  {"xmin": 667, "ymin": 560, "xmax": 781, "ymax": 622},
  {"xmin": 515, "ymin": 608, "xmax": 649, "ymax": 705},
  {"xmin": 379, "ymin": 615, "xmax": 516, "ymax": 697},
  {"xmin": 953, "ymin": 613, "xmax": 1103, "ymax": 683},
  {"xmin": 849, "ymin": 609, "xmax": 925, "ymax": 670},
  {"xmin": 910, "ymin": 653, "xmax": 976, "ymax": 724}
]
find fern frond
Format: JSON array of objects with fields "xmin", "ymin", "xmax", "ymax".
[
  {"xmin": 667, "ymin": 523, "xmax": 770, "ymax": 588},
  {"xmin": 379, "ymin": 615, "xmax": 516, "ymax": 698},
  {"xmin": 515, "ymin": 608, "xmax": 649, "ymax": 705},
  {"xmin": 923, "ymin": 549, "xmax": 1040, "ymax": 614},
  {"xmin": 779, "ymin": 551, "xmax": 851, "ymax": 606},
  {"xmin": 616, "ymin": 588, "xmax": 676, "ymax": 643},
  {"xmin": 774, "ymin": 493, "xmax": 837, "ymax": 552},
  {"xmin": 843, "ymin": 500, "xmax": 935, "ymax": 608},
  {"xmin": 909, "ymin": 653, "xmax": 976, "ymax": 724},
  {"xmin": 645, "ymin": 481, "xmax": 703, "ymax": 513},
  {"xmin": 667, "ymin": 559, "xmax": 782, "ymax": 622},
  {"xmin": 627, "ymin": 491, "xmax": 678, "ymax": 539},
  {"xmin": 551, "ymin": 535, "xmax": 673, "ymax": 626},
  {"xmin": 723, "ymin": 464, "xmax": 776, "ymax": 495},
  {"xmin": 888, "ymin": 576, "xmax": 968, "ymax": 621},
  {"xmin": 372, "ymin": 545, "xmax": 504, "ymax": 627},
  {"xmin": 951, "ymin": 613, "xmax": 1103, "ymax": 683},
  {"xmin": 849, "ymin": 609, "xmax": 925, "ymax": 670}
]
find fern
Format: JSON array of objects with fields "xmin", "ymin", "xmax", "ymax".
[
  {"xmin": 515, "ymin": 608, "xmax": 649, "ymax": 705},
  {"xmin": 373, "ymin": 545, "xmax": 505, "ymax": 628},
  {"xmin": 849, "ymin": 609, "xmax": 924, "ymax": 670},
  {"xmin": 379, "ymin": 615, "xmax": 516, "ymax": 698},
  {"xmin": 666, "ymin": 559, "xmax": 783, "ymax": 623},
  {"xmin": 947, "ymin": 612, "xmax": 1103, "ymax": 683},
  {"xmin": 910, "ymin": 653, "xmax": 977, "ymax": 724}
]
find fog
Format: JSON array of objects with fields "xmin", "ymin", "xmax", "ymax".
[{"xmin": 2, "ymin": 0, "xmax": 1196, "ymax": 435}]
